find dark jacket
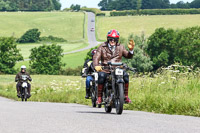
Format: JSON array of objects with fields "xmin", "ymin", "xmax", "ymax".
[
  {"xmin": 82, "ymin": 59, "xmax": 95, "ymax": 76},
  {"xmin": 15, "ymin": 72, "xmax": 32, "ymax": 82},
  {"xmin": 93, "ymin": 42, "xmax": 133, "ymax": 72}
]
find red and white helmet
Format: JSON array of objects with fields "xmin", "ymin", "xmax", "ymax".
[
  {"xmin": 91, "ymin": 49, "xmax": 97, "ymax": 56},
  {"xmin": 107, "ymin": 29, "xmax": 120, "ymax": 41}
]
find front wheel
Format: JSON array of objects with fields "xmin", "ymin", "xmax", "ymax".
[
  {"xmin": 105, "ymin": 105, "xmax": 112, "ymax": 113},
  {"xmin": 115, "ymin": 83, "xmax": 124, "ymax": 115}
]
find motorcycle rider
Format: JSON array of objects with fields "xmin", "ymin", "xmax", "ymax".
[
  {"xmin": 93, "ymin": 29, "xmax": 135, "ymax": 104},
  {"xmin": 15, "ymin": 65, "xmax": 32, "ymax": 98},
  {"xmin": 82, "ymin": 49, "xmax": 97, "ymax": 99}
]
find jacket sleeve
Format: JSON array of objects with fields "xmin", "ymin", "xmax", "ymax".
[
  {"xmin": 93, "ymin": 45, "xmax": 102, "ymax": 67},
  {"xmin": 15, "ymin": 73, "xmax": 19, "ymax": 82},
  {"xmin": 122, "ymin": 45, "xmax": 134, "ymax": 59},
  {"xmin": 27, "ymin": 73, "xmax": 32, "ymax": 81}
]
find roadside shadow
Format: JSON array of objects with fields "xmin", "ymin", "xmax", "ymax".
[{"xmin": 76, "ymin": 111, "xmax": 116, "ymax": 115}]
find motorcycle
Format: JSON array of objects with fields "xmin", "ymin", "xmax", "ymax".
[
  {"xmin": 20, "ymin": 75, "xmax": 30, "ymax": 102},
  {"xmin": 89, "ymin": 72, "xmax": 98, "ymax": 108},
  {"xmin": 101, "ymin": 62, "xmax": 135, "ymax": 114}
]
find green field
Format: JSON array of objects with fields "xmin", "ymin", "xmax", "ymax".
[
  {"xmin": 17, "ymin": 42, "xmax": 88, "ymax": 59},
  {"xmin": 0, "ymin": 12, "xmax": 85, "ymax": 41},
  {"xmin": 96, "ymin": 15, "xmax": 200, "ymax": 41},
  {"xmin": 0, "ymin": 71, "xmax": 199, "ymax": 116}
]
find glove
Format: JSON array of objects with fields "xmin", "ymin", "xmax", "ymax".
[
  {"xmin": 95, "ymin": 66, "xmax": 102, "ymax": 72},
  {"xmin": 128, "ymin": 40, "xmax": 135, "ymax": 51}
]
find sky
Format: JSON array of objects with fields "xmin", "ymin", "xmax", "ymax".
[{"xmin": 60, "ymin": 0, "xmax": 194, "ymax": 9}]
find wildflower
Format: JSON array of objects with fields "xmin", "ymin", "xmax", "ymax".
[{"xmin": 171, "ymin": 77, "xmax": 176, "ymax": 80}]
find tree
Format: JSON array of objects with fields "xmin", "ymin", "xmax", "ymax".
[
  {"xmin": 190, "ymin": 0, "xmax": 200, "ymax": 8},
  {"xmin": 175, "ymin": 27, "xmax": 200, "ymax": 68},
  {"xmin": 0, "ymin": 0, "xmax": 11, "ymax": 11},
  {"xmin": 29, "ymin": 44, "xmax": 65, "ymax": 74},
  {"xmin": 0, "ymin": 37, "xmax": 23, "ymax": 74},
  {"xmin": 18, "ymin": 28, "xmax": 41, "ymax": 43},
  {"xmin": 123, "ymin": 34, "xmax": 153, "ymax": 72},
  {"xmin": 147, "ymin": 28, "xmax": 177, "ymax": 70},
  {"xmin": 70, "ymin": 4, "xmax": 81, "ymax": 11}
]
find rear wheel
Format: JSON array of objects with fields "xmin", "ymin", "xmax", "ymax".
[{"xmin": 115, "ymin": 83, "xmax": 124, "ymax": 115}]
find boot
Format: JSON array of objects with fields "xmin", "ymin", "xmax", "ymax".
[
  {"xmin": 124, "ymin": 83, "xmax": 131, "ymax": 103},
  {"xmin": 85, "ymin": 88, "xmax": 90, "ymax": 99},
  {"xmin": 17, "ymin": 87, "xmax": 21, "ymax": 98},
  {"xmin": 96, "ymin": 84, "xmax": 104, "ymax": 104}
]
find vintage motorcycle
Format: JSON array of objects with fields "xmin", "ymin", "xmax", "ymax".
[{"xmin": 101, "ymin": 62, "xmax": 135, "ymax": 114}]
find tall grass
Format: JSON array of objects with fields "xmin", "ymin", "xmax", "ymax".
[{"xmin": 0, "ymin": 71, "xmax": 199, "ymax": 116}]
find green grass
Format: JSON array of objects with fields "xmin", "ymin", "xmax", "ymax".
[
  {"xmin": 17, "ymin": 42, "xmax": 88, "ymax": 59},
  {"xmin": 0, "ymin": 71, "xmax": 199, "ymax": 116},
  {"xmin": 0, "ymin": 12, "xmax": 84, "ymax": 41},
  {"xmin": 96, "ymin": 15, "xmax": 200, "ymax": 41},
  {"xmin": 15, "ymin": 48, "xmax": 89, "ymax": 70},
  {"xmin": 62, "ymin": 49, "xmax": 89, "ymax": 68}
]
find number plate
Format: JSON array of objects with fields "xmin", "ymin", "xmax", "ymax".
[
  {"xmin": 115, "ymin": 69, "xmax": 123, "ymax": 76},
  {"xmin": 22, "ymin": 82, "xmax": 28, "ymax": 88}
]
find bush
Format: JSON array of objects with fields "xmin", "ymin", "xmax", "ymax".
[
  {"xmin": 110, "ymin": 9, "xmax": 200, "ymax": 16},
  {"xmin": 60, "ymin": 66, "xmax": 82, "ymax": 76},
  {"xmin": 40, "ymin": 35, "xmax": 67, "ymax": 43},
  {"xmin": 0, "ymin": 37, "xmax": 23, "ymax": 74},
  {"xmin": 96, "ymin": 13, "xmax": 106, "ymax": 16},
  {"xmin": 122, "ymin": 34, "xmax": 153, "ymax": 72},
  {"xmin": 18, "ymin": 28, "xmax": 41, "ymax": 43},
  {"xmin": 147, "ymin": 26, "xmax": 200, "ymax": 70},
  {"xmin": 29, "ymin": 44, "xmax": 65, "ymax": 75},
  {"xmin": 84, "ymin": 46, "xmax": 99, "ymax": 61},
  {"xmin": 80, "ymin": 8, "xmax": 101, "ymax": 15}
]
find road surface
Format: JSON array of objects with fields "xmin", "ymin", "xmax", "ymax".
[{"xmin": 0, "ymin": 97, "xmax": 200, "ymax": 133}]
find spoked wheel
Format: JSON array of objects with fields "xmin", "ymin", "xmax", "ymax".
[
  {"xmin": 105, "ymin": 104, "xmax": 112, "ymax": 113},
  {"xmin": 115, "ymin": 83, "xmax": 124, "ymax": 115}
]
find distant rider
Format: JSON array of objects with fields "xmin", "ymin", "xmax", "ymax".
[
  {"xmin": 15, "ymin": 65, "xmax": 32, "ymax": 98},
  {"xmin": 93, "ymin": 29, "xmax": 135, "ymax": 104},
  {"xmin": 82, "ymin": 49, "xmax": 97, "ymax": 99}
]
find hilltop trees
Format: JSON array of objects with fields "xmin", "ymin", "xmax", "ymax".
[
  {"xmin": 98, "ymin": 0, "xmax": 199, "ymax": 10},
  {"xmin": 0, "ymin": 0, "xmax": 61, "ymax": 11}
]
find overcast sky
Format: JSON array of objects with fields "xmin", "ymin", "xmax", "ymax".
[{"xmin": 60, "ymin": 0, "xmax": 194, "ymax": 9}]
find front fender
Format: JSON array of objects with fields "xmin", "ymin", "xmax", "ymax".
[{"xmin": 116, "ymin": 78, "xmax": 124, "ymax": 83}]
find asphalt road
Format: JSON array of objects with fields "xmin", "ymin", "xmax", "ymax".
[
  {"xmin": 62, "ymin": 12, "xmax": 99, "ymax": 55},
  {"xmin": 1, "ymin": 96, "xmax": 200, "ymax": 133}
]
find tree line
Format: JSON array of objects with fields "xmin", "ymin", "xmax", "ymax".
[
  {"xmin": 0, "ymin": 0, "xmax": 61, "ymax": 11},
  {"xmin": 98, "ymin": 0, "xmax": 200, "ymax": 10}
]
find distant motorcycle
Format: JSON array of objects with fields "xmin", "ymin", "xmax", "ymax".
[
  {"xmin": 101, "ymin": 62, "xmax": 135, "ymax": 114},
  {"xmin": 20, "ymin": 75, "xmax": 30, "ymax": 102}
]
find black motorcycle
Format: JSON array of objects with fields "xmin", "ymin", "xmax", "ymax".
[
  {"xmin": 102, "ymin": 62, "xmax": 135, "ymax": 114},
  {"xmin": 82, "ymin": 71, "xmax": 98, "ymax": 108},
  {"xmin": 90, "ymin": 72, "xmax": 98, "ymax": 107},
  {"xmin": 20, "ymin": 75, "xmax": 30, "ymax": 102}
]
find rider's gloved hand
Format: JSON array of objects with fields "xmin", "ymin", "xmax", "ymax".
[
  {"xmin": 128, "ymin": 40, "xmax": 135, "ymax": 51},
  {"xmin": 95, "ymin": 66, "xmax": 102, "ymax": 72}
]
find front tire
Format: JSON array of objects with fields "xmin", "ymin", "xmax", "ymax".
[
  {"xmin": 115, "ymin": 83, "xmax": 124, "ymax": 115},
  {"xmin": 105, "ymin": 105, "xmax": 112, "ymax": 113}
]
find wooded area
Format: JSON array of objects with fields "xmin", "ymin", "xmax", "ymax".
[{"xmin": 0, "ymin": 0, "xmax": 61, "ymax": 11}]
